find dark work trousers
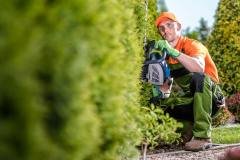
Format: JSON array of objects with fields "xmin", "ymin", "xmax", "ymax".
[{"xmin": 160, "ymin": 72, "xmax": 221, "ymax": 138}]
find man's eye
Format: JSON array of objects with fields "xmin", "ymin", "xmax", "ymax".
[
  {"xmin": 167, "ymin": 23, "xmax": 173, "ymax": 28},
  {"xmin": 159, "ymin": 27, "xmax": 165, "ymax": 32}
]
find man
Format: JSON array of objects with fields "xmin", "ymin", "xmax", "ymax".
[{"xmin": 154, "ymin": 12, "xmax": 224, "ymax": 151}]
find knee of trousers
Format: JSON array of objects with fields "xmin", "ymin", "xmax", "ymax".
[{"xmin": 190, "ymin": 72, "xmax": 205, "ymax": 93}]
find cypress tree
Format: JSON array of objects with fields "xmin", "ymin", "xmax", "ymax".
[
  {"xmin": 0, "ymin": 0, "xmax": 142, "ymax": 159},
  {"xmin": 197, "ymin": 18, "xmax": 210, "ymax": 43},
  {"xmin": 0, "ymin": 1, "xmax": 101, "ymax": 160},
  {"xmin": 134, "ymin": 0, "xmax": 182, "ymax": 150},
  {"xmin": 207, "ymin": 0, "xmax": 240, "ymax": 95},
  {"xmin": 183, "ymin": 18, "xmax": 210, "ymax": 44},
  {"xmin": 157, "ymin": 0, "xmax": 168, "ymax": 12},
  {"xmin": 87, "ymin": 0, "xmax": 142, "ymax": 159}
]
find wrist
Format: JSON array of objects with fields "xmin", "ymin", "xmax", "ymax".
[{"xmin": 170, "ymin": 48, "xmax": 180, "ymax": 58}]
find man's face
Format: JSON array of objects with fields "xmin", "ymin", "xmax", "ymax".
[{"xmin": 158, "ymin": 20, "xmax": 180, "ymax": 43}]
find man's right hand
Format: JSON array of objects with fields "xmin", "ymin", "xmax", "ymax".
[{"xmin": 155, "ymin": 40, "xmax": 180, "ymax": 58}]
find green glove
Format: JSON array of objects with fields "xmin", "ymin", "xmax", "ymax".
[{"xmin": 155, "ymin": 40, "xmax": 180, "ymax": 58}]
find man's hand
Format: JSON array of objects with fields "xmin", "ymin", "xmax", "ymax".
[{"xmin": 155, "ymin": 40, "xmax": 180, "ymax": 58}]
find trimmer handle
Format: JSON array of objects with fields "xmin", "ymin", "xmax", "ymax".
[{"xmin": 144, "ymin": 48, "xmax": 168, "ymax": 65}]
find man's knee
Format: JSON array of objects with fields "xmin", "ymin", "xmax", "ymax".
[{"xmin": 190, "ymin": 72, "xmax": 205, "ymax": 93}]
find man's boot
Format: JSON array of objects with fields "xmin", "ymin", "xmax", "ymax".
[
  {"xmin": 181, "ymin": 121, "xmax": 193, "ymax": 144},
  {"xmin": 184, "ymin": 137, "xmax": 212, "ymax": 151}
]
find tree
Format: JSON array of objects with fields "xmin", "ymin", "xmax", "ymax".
[
  {"xmin": 207, "ymin": 0, "xmax": 240, "ymax": 95},
  {"xmin": 182, "ymin": 27, "xmax": 199, "ymax": 40},
  {"xmin": 183, "ymin": 18, "xmax": 210, "ymax": 44},
  {"xmin": 157, "ymin": 0, "xmax": 168, "ymax": 13},
  {"xmin": 197, "ymin": 18, "xmax": 210, "ymax": 44},
  {"xmin": 0, "ymin": 1, "xmax": 143, "ymax": 159},
  {"xmin": 134, "ymin": 0, "xmax": 182, "ymax": 156}
]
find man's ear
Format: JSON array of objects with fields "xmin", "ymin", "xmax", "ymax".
[{"xmin": 177, "ymin": 22, "xmax": 181, "ymax": 31}]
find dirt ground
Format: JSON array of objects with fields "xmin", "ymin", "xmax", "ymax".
[
  {"xmin": 140, "ymin": 144, "xmax": 240, "ymax": 160},
  {"xmin": 143, "ymin": 148, "xmax": 226, "ymax": 160}
]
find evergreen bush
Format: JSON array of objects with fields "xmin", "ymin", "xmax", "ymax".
[
  {"xmin": 134, "ymin": 0, "xmax": 182, "ymax": 150},
  {"xmin": 0, "ymin": 1, "xmax": 142, "ymax": 159},
  {"xmin": 207, "ymin": 0, "xmax": 240, "ymax": 95},
  {"xmin": 0, "ymin": 1, "xmax": 101, "ymax": 160},
  {"xmin": 87, "ymin": 1, "xmax": 142, "ymax": 159},
  {"xmin": 0, "ymin": 1, "xmax": 186, "ymax": 159}
]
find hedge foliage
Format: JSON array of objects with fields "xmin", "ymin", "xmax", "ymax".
[
  {"xmin": 0, "ymin": 0, "xmax": 142, "ymax": 159},
  {"xmin": 134, "ymin": 0, "xmax": 182, "ymax": 149},
  {"xmin": 134, "ymin": 0, "xmax": 159, "ymax": 42},
  {"xmin": 0, "ymin": 1, "xmax": 185, "ymax": 159},
  {"xmin": 207, "ymin": 0, "xmax": 240, "ymax": 95},
  {"xmin": 88, "ymin": 1, "xmax": 143, "ymax": 159}
]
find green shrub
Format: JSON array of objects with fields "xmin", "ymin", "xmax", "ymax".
[
  {"xmin": 134, "ymin": 0, "xmax": 182, "ymax": 150},
  {"xmin": 207, "ymin": 0, "xmax": 240, "ymax": 95},
  {"xmin": 141, "ymin": 105, "xmax": 182, "ymax": 150},
  {"xmin": 206, "ymin": 0, "xmax": 240, "ymax": 126},
  {"xmin": 87, "ymin": 1, "xmax": 143, "ymax": 159},
  {"xmin": 212, "ymin": 107, "xmax": 234, "ymax": 127},
  {"xmin": 0, "ymin": 1, "xmax": 101, "ymax": 160},
  {"xmin": 0, "ymin": 1, "xmax": 142, "ymax": 160}
]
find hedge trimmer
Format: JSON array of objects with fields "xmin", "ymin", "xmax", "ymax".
[{"xmin": 141, "ymin": 40, "xmax": 173, "ymax": 103}]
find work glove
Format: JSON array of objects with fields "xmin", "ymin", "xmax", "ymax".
[{"xmin": 155, "ymin": 40, "xmax": 180, "ymax": 58}]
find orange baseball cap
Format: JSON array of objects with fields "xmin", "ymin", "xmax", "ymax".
[{"xmin": 155, "ymin": 12, "xmax": 180, "ymax": 27}]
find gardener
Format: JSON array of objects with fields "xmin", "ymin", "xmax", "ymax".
[{"xmin": 154, "ymin": 12, "xmax": 224, "ymax": 151}]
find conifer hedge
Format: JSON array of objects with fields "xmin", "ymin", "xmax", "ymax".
[
  {"xmin": 0, "ymin": 1, "xmax": 142, "ymax": 159},
  {"xmin": 134, "ymin": 0, "xmax": 182, "ymax": 149},
  {"xmin": 0, "ymin": 1, "xmax": 184, "ymax": 159},
  {"xmin": 88, "ymin": 1, "xmax": 142, "ymax": 159},
  {"xmin": 207, "ymin": 0, "xmax": 240, "ymax": 95}
]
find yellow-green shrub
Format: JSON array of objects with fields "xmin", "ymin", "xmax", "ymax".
[
  {"xmin": 134, "ymin": 0, "xmax": 182, "ymax": 149},
  {"xmin": 207, "ymin": 0, "xmax": 240, "ymax": 95},
  {"xmin": 0, "ymin": 1, "xmax": 142, "ymax": 160}
]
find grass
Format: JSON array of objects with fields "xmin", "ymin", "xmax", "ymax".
[{"xmin": 212, "ymin": 124, "xmax": 240, "ymax": 144}]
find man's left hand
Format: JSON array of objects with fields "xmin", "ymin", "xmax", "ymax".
[{"xmin": 155, "ymin": 40, "xmax": 180, "ymax": 58}]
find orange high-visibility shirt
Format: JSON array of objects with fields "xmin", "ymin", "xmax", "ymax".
[{"xmin": 168, "ymin": 36, "xmax": 219, "ymax": 83}]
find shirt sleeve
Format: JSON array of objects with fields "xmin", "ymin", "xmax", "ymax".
[{"xmin": 183, "ymin": 40, "xmax": 207, "ymax": 58}]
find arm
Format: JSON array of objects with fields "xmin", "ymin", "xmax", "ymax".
[
  {"xmin": 156, "ymin": 40, "xmax": 205, "ymax": 73},
  {"xmin": 176, "ymin": 53, "xmax": 205, "ymax": 73}
]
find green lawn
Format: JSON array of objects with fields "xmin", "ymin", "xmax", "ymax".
[{"xmin": 212, "ymin": 124, "xmax": 240, "ymax": 144}]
